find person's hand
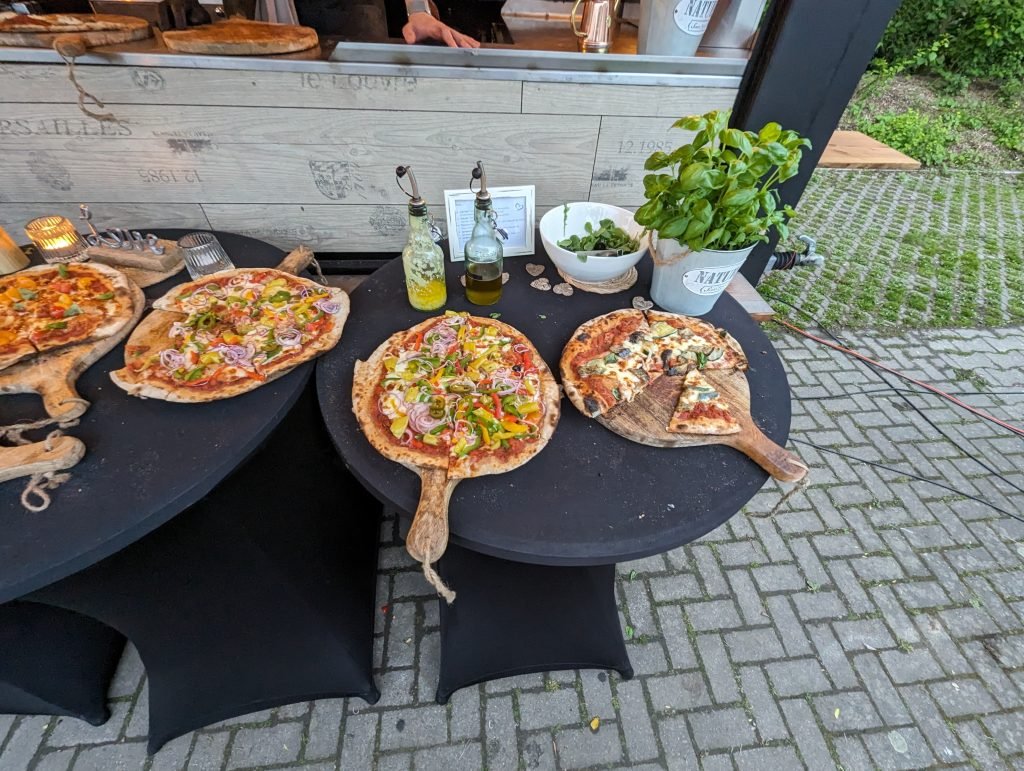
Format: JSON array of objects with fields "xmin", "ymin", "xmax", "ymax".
[{"xmin": 402, "ymin": 12, "xmax": 480, "ymax": 48}]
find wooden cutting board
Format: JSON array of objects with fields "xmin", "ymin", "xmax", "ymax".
[
  {"xmin": 352, "ymin": 320, "xmax": 561, "ymax": 569},
  {"xmin": 161, "ymin": 20, "xmax": 318, "ymax": 55},
  {"xmin": 0, "ymin": 277, "xmax": 145, "ymax": 485},
  {"xmin": 0, "ymin": 14, "xmax": 151, "ymax": 47},
  {"xmin": 597, "ymin": 367, "xmax": 807, "ymax": 482}
]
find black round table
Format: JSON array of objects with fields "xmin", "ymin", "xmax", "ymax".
[
  {"xmin": 317, "ymin": 246, "xmax": 792, "ymax": 702},
  {"xmin": 0, "ymin": 232, "xmax": 380, "ymax": 751}
]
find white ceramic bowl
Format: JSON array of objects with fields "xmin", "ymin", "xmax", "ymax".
[{"xmin": 539, "ymin": 202, "xmax": 648, "ymax": 283}]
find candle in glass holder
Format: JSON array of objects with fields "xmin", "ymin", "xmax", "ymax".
[
  {"xmin": 24, "ymin": 215, "xmax": 88, "ymax": 264},
  {"xmin": 0, "ymin": 226, "xmax": 30, "ymax": 274}
]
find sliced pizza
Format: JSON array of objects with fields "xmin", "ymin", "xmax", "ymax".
[
  {"xmin": 645, "ymin": 311, "xmax": 748, "ymax": 375},
  {"xmin": 667, "ymin": 369, "xmax": 741, "ymax": 435}
]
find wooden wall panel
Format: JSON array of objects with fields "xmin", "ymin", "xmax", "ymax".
[
  {"xmin": 0, "ymin": 103, "xmax": 592, "ymax": 154},
  {"xmin": 0, "ymin": 63, "xmax": 738, "ymax": 251},
  {"xmin": 0, "ymin": 111, "xmax": 599, "ymax": 204},
  {"xmin": 0, "ymin": 203, "xmax": 210, "ymax": 239},
  {"xmin": 0, "ymin": 64, "xmax": 523, "ymax": 112},
  {"xmin": 590, "ymin": 118, "xmax": 699, "ymax": 206},
  {"xmin": 523, "ymin": 83, "xmax": 737, "ymax": 118}
]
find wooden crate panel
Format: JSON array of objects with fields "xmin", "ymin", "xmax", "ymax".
[
  {"xmin": 589, "ymin": 117, "xmax": 699, "ymax": 206},
  {"xmin": 523, "ymin": 82, "xmax": 737, "ymax": 118},
  {"xmin": 0, "ymin": 202, "xmax": 209, "ymax": 239},
  {"xmin": 0, "ymin": 64, "xmax": 523, "ymax": 113},
  {"xmin": 0, "ymin": 133, "xmax": 596, "ymax": 204},
  {"xmin": 203, "ymin": 203, "xmax": 407, "ymax": 252},
  {"xmin": 0, "ymin": 103, "xmax": 595, "ymax": 156}
]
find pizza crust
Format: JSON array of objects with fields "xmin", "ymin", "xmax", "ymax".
[{"xmin": 560, "ymin": 309, "xmax": 648, "ymax": 418}]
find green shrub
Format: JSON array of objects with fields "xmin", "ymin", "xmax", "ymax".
[
  {"xmin": 879, "ymin": 0, "xmax": 1024, "ymax": 81},
  {"xmin": 858, "ymin": 110, "xmax": 956, "ymax": 166}
]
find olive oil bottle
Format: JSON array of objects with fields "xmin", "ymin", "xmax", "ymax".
[
  {"xmin": 463, "ymin": 161, "xmax": 504, "ymax": 306},
  {"xmin": 396, "ymin": 165, "xmax": 446, "ymax": 311}
]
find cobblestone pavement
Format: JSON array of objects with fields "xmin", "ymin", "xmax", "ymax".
[{"xmin": 2, "ymin": 323, "xmax": 1023, "ymax": 770}]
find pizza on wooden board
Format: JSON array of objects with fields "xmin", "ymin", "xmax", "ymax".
[
  {"xmin": 352, "ymin": 311, "xmax": 560, "ymax": 478},
  {"xmin": 0, "ymin": 13, "xmax": 141, "ymax": 33},
  {"xmin": 561, "ymin": 308, "xmax": 748, "ymax": 436},
  {"xmin": 0, "ymin": 262, "xmax": 135, "ymax": 370},
  {"xmin": 110, "ymin": 268, "xmax": 348, "ymax": 402}
]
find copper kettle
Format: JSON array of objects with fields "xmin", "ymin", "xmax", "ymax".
[{"xmin": 570, "ymin": 0, "xmax": 622, "ymax": 53}]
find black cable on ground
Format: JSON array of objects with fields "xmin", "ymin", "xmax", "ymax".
[{"xmin": 770, "ymin": 297, "xmax": 1024, "ymax": 510}]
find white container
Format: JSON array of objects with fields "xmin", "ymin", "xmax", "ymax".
[
  {"xmin": 539, "ymin": 202, "xmax": 648, "ymax": 284},
  {"xmin": 649, "ymin": 233, "xmax": 752, "ymax": 315},
  {"xmin": 638, "ymin": 0, "xmax": 718, "ymax": 56}
]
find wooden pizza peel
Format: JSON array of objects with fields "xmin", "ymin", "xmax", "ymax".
[
  {"xmin": 0, "ymin": 14, "xmax": 152, "ymax": 47},
  {"xmin": 596, "ymin": 368, "xmax": 808, "ymax": 483},
  {"xmin": 161, "ymin": 19, "xmax": 319, "ymax": 55},
  {"xmin": 0, "ymin": 277, "xmax": 145, "ymax": 486},
  {"xmin": 352, "ymin": 322, "xmax": 561, "ymax": 601}
]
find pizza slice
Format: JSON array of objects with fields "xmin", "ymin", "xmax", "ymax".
[
  {"xmin": 645, "ymin": 312, "xmax": 748, "ymax": 375},
  {"xmin": 667, "ymin": 369, "xmax": 741, "ymax": 435}
]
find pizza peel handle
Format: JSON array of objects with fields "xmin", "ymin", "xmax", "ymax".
[
  {"xmin": 276, "ymin": 245, "xmax": 315, "ymax": 275},
  {"xmin": 717, "ymin": 425, "xmax": 808, "ymax": 483},
  {"xmin": 405, "ymin": 467, "xmax": 458, "ymax": 564}
]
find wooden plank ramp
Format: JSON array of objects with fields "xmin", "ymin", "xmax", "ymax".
[{"xmin": 819, "ymin": 130, "xmax": 921, "ymax": 170}]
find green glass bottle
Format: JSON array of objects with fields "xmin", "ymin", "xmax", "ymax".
[
  {"xmin": 396, "ymin": 165, "xmax": 446, "ymax": 311},
  {"xmin": 463, "ymin": 161, "xmax": 504, "ymax": 306}
]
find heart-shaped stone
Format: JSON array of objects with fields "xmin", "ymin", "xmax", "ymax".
[
  {"xmin": 553, "ymin": 283, "xmax": 574, "ymax": 296},
  {"xmin": 502, "ymin": 272, "xmax": 510, "ymax": 284},
  {"xmin": 525, "ymin": 263, "xmax": 545, "ymax": 277},
  {"xmin": 632, "ymin": 296, "xmax": 654, "ymax": 311},
  {"xmin": 530, "ymin": 277, "xmax": 552, "ymax": 291}
]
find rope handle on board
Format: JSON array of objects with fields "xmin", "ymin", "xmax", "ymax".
[
  {"xmin": 54, "ymin": 35, "xmax": 117, "ymax": 123},
  {"xmin": 421, "ymin": 547, "xmax": 456, "ymax": 604}
]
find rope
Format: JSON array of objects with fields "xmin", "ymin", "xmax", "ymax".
[
  {"xmin": 1, "ymin": 398, "xmax": 89, "ymax": 512},
  {"xmin": 556, "ymin": 266, "xmax": 638, "ymax": 295},
  {"xmin": 748, "ymin": 474, "xmax": 810, "ymax": 518},
  {"xmin": 421, "ymin": 546, "xmax": 456, "ymax": 604},
  {"xmin": 54, "ymin": 37, "xmax": 117, "ymax": 123}
]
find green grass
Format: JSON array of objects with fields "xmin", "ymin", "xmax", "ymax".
[{"xmin": 761, "ymin": 169, "xmax": 1024, "ymax": 330}]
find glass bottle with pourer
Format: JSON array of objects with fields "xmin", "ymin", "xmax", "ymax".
[
  {"xmin": 396, "ymin": 165, "xmax": 447, "ymax": 311},
  {"xmin": 463, "ymin": 161, "xmax": 505, "ymax": 306}
]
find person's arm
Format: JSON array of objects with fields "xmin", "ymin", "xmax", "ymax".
[{"xmin": 402, "ymin": 0, "xmax": 479, "ymax": 47}]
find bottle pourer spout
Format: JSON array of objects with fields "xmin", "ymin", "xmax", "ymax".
[
  {"xmin": 396, "ymin": 165, "xmax": 427, "ymax": 215},
  {"xmin": 471, "ymin": 161, "xmax": 490, "ymax": 202}
]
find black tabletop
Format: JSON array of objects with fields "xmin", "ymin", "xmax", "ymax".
[
  {"xmin": 318, "ymin": 246, "xmax": 792, "ymax": 567},
  {"xmin": 0, "ymin": 232, "xmax": 311, "ymax": 604}
]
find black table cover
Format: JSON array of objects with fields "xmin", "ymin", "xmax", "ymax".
[
  {"xmin": 317, "ymin": 247, "xmax": 791, "ymax": 567},
  {"xmin": 0, "ymin": 232, "xmax": 312, "ymax": 603}
]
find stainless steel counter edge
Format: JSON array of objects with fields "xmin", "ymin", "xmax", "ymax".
[{"xmin": 0, "ymin": 42, "xmax": 746, "ymax": 87}]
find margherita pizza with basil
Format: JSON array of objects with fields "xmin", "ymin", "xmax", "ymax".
[
  {"xmin": 0, "ymin": 262, "xmax": 135, "ymax": 370},
  {"xmin": 561, "ymin": 308, "xmax": 748, "ymax": 436},
  {"xmin": 353, "ymin": 312, "xmax": 560, "ymax": 477},
  {"xmin": 110, "ymin": 268, "xmax": 348, "ymax": 402}
]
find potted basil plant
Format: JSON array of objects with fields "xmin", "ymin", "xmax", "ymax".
[{"xmin": 634, "ymin": 109, "xmax": 810, "ymax": 315}]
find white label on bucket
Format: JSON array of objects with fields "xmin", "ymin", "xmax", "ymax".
[
  {"xmin": 673, "ymin": 0, "xmax": 716, "ymax": 36},
  {"xmin": 681, "ymin": 265, "xmax": 741, "ymax": 296}
]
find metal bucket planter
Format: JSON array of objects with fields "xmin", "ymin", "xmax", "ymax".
[{"xmin": 649, "ymin": 233, "xmax": 753, "ymax": 316}]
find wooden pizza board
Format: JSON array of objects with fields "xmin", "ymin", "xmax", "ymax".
[
  {"xmin": 0, "ymin": 14, "xmax": 151, "ymax": 47},
  {"xmin": 161, "ymin": 20, "xmax": 318, "ymax": 56},
  {"xmin": 597, "ymin": 368, "xmax": 808, "ymax": 483},
  {"xmin": 87, "ymin": 241, "xmax": 185, "ymax": 288},
  {"xmin": 352, "ymin": 320, "xmax": 561, "ymax": 570},
  {"xmin": 0, "ymin": 277, "xmax": 145, "ymax": 484}
]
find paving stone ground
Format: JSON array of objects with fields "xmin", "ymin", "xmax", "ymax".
[{"xmin": 2, "ymin": 322, "xmax": 1023, "ymax": 771}]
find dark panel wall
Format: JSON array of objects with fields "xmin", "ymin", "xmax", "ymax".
[{"xmin": 732, "ymin": 0, "xmax": 903, "ymax": 284}]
